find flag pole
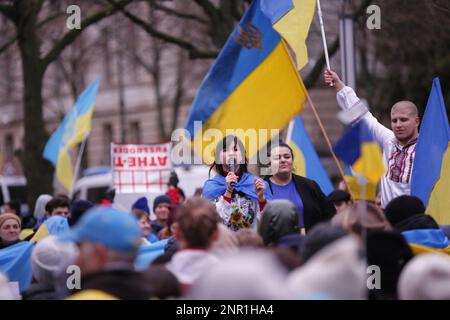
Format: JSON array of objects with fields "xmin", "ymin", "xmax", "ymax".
[
  {"xmin": 280, "ymin": 40, "xmax": 350, "ymax": 193},
  {"xmin": 285, "ymin": 119, "xmax": 295, "ymax": 144},
  {"xmin": 70, "ymin": 133, "xmax": 89, "ymax": 198},
  {"xmin": 303, "ymin": 86, "xmax": 350, "ymax": 191},
  {"xmin": 317, "ymin": 0, "xmax": 331, "ymax": 70}
]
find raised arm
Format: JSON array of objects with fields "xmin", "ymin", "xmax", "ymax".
[{"xmin": 324, "ymin": 69, "xmax": 394, "ymax": 146}]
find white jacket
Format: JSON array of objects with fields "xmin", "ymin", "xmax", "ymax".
[{"xmin": 336, "ymin": 86, "xmax": 417, "ymax": 208}]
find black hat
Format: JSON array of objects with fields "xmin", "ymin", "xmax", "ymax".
[
  {"xmin": 394, "ymin": 214, "xmax": 439, "ymax": 232},
  {"xmin": 384, "ymin": 195, "xmax": 425, "ymax": 226},
  {"xmin": 328, "ymin": 190, "xmax": 351, "ymax": 203}
]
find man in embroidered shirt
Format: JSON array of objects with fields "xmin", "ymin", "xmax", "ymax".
[{"xmin": 325, "ymin": 69, "xmax": 420, "ymax": 209}]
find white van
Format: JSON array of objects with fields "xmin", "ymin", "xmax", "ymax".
[
  {"xmin": 0, "ymin": 175, "xmax": 28, "ymax": 213},
  {"xmin": 72, "ymin": 165, "xmax": 211, "ymax": 212}
]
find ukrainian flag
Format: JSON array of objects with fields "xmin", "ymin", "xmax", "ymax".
[
  {"xmin": 333, "ymin": 121, "xmax": 384, "ymax": 200},
  {"xmin": 30, "ymin": 215, "xmax": 70, "ymax": 244},
  {"xmin": 261, "ymin": 0, "xmax": 316, "ymax": 69},
  {"xmin": 289, "ymin": 116, "xmax": 333, "ymax": 194},
  {"xmin": 185, "ymin": 0, "xmax": 310, "ymax": 164},
  {"xmin": 402, "ymin": 229, "xmax": 450, "ymax": 256},
  {"xmin": 411, "ymin": 78, "xmax": 450, "ymax": 224},
  {"xmin": 0, "ymin": 241, "xmax": 33, "ymax": 292},
  {"xmin": 44, "ymin": 80, "xmax": 100, "ymax": 191},
  {"xmin": 341, "ymin": 167, "xmax": 378, "ymax": 201}
]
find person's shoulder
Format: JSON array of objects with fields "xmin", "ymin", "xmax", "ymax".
[{"xmin": 292, "ymin": 174, "xmax": 317, "ymax": 187}]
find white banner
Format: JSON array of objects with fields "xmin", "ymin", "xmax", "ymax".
[{"xmin": 111, "ymin": 142, "xmax": 172, "ymax": 193}]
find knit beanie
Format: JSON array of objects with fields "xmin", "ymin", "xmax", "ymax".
[
  {"xmin": 384, "ymin": 195, "xmax": 426, "ymax": 226},
  {"xmin": 152, "ymin": 195, "xmax": 172, "ymax": 212},
  {"xmin": 0, "ymin": 213, "xmax": 21, "ymax": 229},
  {"xmin": 132, "ymin": 197, "xmax": 150, "ymax": 215}
]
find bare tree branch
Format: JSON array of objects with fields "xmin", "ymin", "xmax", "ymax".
[
  {"xmin": 193, "ymin": 0, "xmax": 218, "ymax": 19},
  {"xmin": 0, "ymin": 6, "xmax": 64, "ymax": 55},
  {"xmin": 148, "ymin": 0, "xmax": 208, "ymax": 25},
  {"xmin": 36, "ymin": 11, "xmax": 66, "ymax": 28},
  {"xmin": 0, "ymin": 34, "xmax": 18, "ymax": 54},
  {"xmin": 111, "ymin": 1, "xmax": 218, "ymax": 59},
  {"xmin": 41, "ymin": 0, "xmax": 133, "ymax": 69},
  {"xmin": 0, "ymin": 4, "xmax": 16, "ymax": 21}
]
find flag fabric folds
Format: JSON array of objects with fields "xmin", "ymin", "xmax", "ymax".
[
  {"xmin": 44, "ymin": 80, "xmax": 100, "ymax": 191},
  {"xmin": 411, "ymin": 78, "xmax": 450, "ymax": 224},
  {"xmin": 333, "ymin": 121, "xmax": 385, "ymax": 185},
  {"xmin": 261, "ymin": 0, "xmax": 316, "ymax": 69},
  {"xmin": 342, "ymin": 169, "xmax": 378, "ymax": 201},
  {"xmin": 289, "ymin": 115, "xmax": 333, "ymax": 195},
  {"xmin": 184, "ymin": 0, "xmax": 309, "ymax": 164},
  {"xmin": 30, "ymin": 215, "xmax": 70, "ymax": 244},
  {"xmin": 135, "ymin": 239, "xmax": 169, "ymax": 271},
  {"xmin": 402, "ymin": 229, "xmax": 450, "ymax": 256},
  {"xmin": 0, "ymin": 241, "xmax": 33, "ymax": 292}
]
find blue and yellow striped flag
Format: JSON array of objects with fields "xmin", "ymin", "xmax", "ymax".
[
  {"xmin": 43, "ymin": 80, "xmax": 100, "ymax": 191},
  {"xmin": 185, "ymin": 0, "xmax": 311, "ymax": 164},
  {"xmin": 289, "ymin": 116, "xmax": 333, "ymax": 194},
  {"xmin": 333, "ymin": 121, "xmax": 384, "ymax": 185},
  {"xmin": 411, "ymin": 78, "xmax": 450, "ymax": 224},
  {"xmin": 261, "ymin": 0, "xmax": 316, "ymax": 69}
]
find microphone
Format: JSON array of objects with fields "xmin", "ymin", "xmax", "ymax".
[{"xmin": 228, "ymin": 157, "xmax": 237, "ymax": 189}]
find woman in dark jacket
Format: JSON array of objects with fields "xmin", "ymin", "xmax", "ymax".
[{"xmin": 266, "ymin": 142, "xmax": 335, "ymax": 232}]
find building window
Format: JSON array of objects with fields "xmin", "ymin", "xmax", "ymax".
[{"xmin": 129, "ymin": 121, "xmax": 141, "ymax": 144}]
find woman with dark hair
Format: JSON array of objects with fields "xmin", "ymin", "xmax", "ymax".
[
  {"xmin": 202, "ymin": 136, "xmax": 272, "ymax": 231},
  {"xmin": 266, "ymin": 142, "xmax": 335, "ymax": 233}
]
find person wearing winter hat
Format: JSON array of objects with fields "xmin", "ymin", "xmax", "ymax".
[
  {"xmin": 398, "ymin": 253, "xmax": 450, "ymax": 300},
  {"xmin": 131, "ymin": 197, "xmax": 158, "ymax": 244},
  {"xmin": 69, "ymin": 200, "xmax": 94, "ymax": 227},
  {"xmin": 258, "ymin": 200, "xmax": 304, "ymax": 254},
  {"xmin": 151, "ymin": 195, "xmax": 172, "ymax": 236},
  {"xmin": 22, "ymin": 236, "xmax": 79, "ymax": 300},
  {"xmin": 33, "ymin": 195, "xmax": 52, "ymax": 227},
  {"xmin": 384, "ymin": 195, "xmax": 439, "ymax": 232},
  {"xmin": 0, "ymin": 213, "xmax": 21, "ymax": 248},
  {"xmin": 59, "ymin": 206, "xmax": 155, "ymax": 300}
]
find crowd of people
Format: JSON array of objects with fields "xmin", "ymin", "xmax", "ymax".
[{"xmin": 0, "ymin": 70, "xmax": 449, "ymax": 300}]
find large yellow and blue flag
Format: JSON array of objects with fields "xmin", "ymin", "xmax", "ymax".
[
  {"xmin": 261, "ymin": 0, "xmax": 316, "ymax": 69},
  {"xmin": 411, "ymin": 78, "xmax": 450, "ymax": 224},
  {"xmin": 289, "ymin": 116, "xmax": 333, "ymax": 194},
  {"xmin": 185, "ymin": 0, "xmax": 312, "ymax": 164},
  {"xmin": 0, "ymin": 241, "xmax": 33, "ymax": 292},
  {"xmin": 333, "ymin": 121, "xmax": 384, "ymax": 200},
  {"xmin": 44, "ymin": 80, "xmax": 100, "ymax": 191}
]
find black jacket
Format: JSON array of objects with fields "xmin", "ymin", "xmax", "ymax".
[
  {"xmin": 22, "ymin": 283, "xmax": 63, "ymax": 300},
  {"xmin": 265, "ymin": 174, "xmax": 336, "ymax": 232}
]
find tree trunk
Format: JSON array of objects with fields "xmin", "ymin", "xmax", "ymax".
[{"xmin": 16, "ymin": 2, "xmax": 54, "ymax": 210}]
